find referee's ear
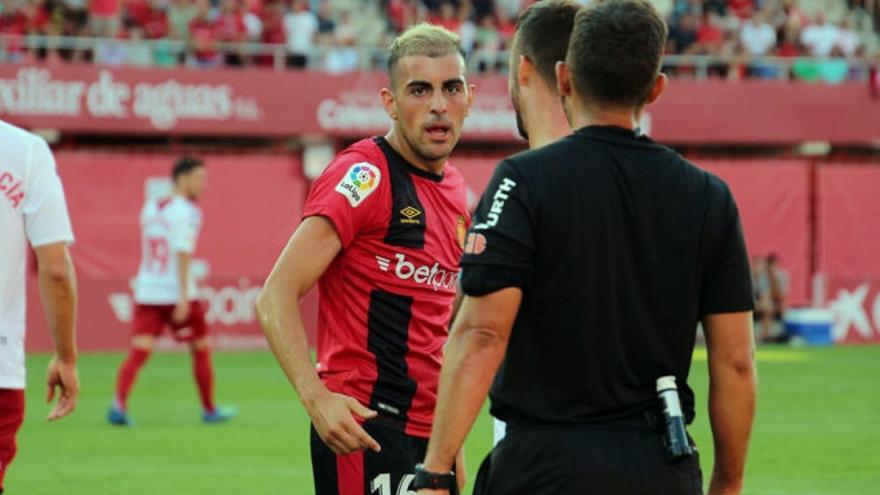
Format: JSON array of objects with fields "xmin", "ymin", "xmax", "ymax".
[
  {"xmin": 555, "ymin": 61, "xmax": 572, "ymax": 100},
  {"xmin": 645, "ymin": 73, "xmax": 668, "ymax": 106}
]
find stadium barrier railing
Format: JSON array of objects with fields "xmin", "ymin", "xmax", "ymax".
[{"xmin": 0, "ymin": 34, "xmax": 875, "ymax": 82}]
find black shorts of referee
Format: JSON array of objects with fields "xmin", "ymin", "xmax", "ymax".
[{"xmin": 473, "ymin": 413, "xmax": 702, "ymax": 495}]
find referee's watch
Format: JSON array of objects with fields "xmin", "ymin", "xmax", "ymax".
[{"xmin": 412, "ymin": 463, "xmax": 456, "ymax": 492}]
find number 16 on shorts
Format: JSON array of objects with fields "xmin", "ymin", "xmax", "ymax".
[{"xmin": 371, "ymin": 473, "xmax": 415, "ymax": 495}]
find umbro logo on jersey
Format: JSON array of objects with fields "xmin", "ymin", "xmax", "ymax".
[
  {"xmin": 375, "ymin": 255, "xmax": 391, "ymax": 271},
  {"xmin": 400, "ymin": 206, "xmax": 422, "ymax": 225},
  {"xmin": 375, "ymin": 253, "xmax": 458, "ymax": 291}
]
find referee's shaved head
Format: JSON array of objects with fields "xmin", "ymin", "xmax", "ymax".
[{"xmin": 566, "ymin": 0, "xmax": 667, "ymax": 108}]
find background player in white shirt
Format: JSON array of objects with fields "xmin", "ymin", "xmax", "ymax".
[
  {"xmin": 108, "ymin": 157, "xmax": 234, "ymax": 426},
  {"xmin": 0, "ymin": 120, "xmax": 79, "ymax": 494}
]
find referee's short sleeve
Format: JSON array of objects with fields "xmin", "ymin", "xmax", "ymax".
[
  {"xmin": 460, "ymin": 159, "xmax": 536, "ymax": 296},
  {"xmin": 700, "ymin": 178, "xmax": 754, "ymax": 316}
]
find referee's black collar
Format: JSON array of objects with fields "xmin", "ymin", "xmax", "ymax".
[{"xmin": 574, "ymin": 125, "xmax": 649, "ymax": 141}]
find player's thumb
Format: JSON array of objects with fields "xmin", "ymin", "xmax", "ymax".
[{"xmin": 346, "ymin": 397, "xmax": 377, "ymax": 420}]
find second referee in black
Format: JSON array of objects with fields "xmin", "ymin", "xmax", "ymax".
[{"xmin": 414, "ymin": 0, "xmax": 757, "ymax": 494}]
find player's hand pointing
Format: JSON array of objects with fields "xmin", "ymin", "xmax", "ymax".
[
  {"xmin": 46, "ymin": 355, "xmax": 79, "ymax": 421},
  {"xmin": 307, "ymin": 389, "xmax": 381, "ymax": 454}
]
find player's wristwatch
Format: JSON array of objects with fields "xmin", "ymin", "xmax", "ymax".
[{"xmin": 412, "ymin": 463, "xmax": 456, "ymax": 492}]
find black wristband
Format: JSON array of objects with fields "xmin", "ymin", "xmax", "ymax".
[{"xmin": 412, "ymin": 463, "xmax": 456, "ymax": 491}]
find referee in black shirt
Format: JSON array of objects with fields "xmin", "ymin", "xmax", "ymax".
[{"xmin": 414, "ymin": 1, "xmax": 757, "ymax": 494}]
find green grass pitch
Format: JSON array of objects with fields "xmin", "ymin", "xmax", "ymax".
[{"xmin": 7, "ymin": 345, "xmax": 880, "ymax": 494}]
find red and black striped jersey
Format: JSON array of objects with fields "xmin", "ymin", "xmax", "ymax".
[{"xmin": 303, "ymin": 136, "xmax": 469, "ymax": 438}]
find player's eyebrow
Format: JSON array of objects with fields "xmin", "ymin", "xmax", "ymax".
[
  {"xmin": 442, "ymin": 78, "xmax": 466, "ymax": 87},
  {"xmin": 405, "ymin": 80, "xmax": 433, "ymax": 91},
  {"xmin": 404, "ymin": 77, "xmax": 466, "ymax": 90}
]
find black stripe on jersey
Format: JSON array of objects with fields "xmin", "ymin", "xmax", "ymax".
[
  {"xmin": 375, "ymin": 136, "xmax": 428, "ymax": 248},
  {"xmin": 366, "ymin": 289, "xmax": 417, "ymax": 422}
]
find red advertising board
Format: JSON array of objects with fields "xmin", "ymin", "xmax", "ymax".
[
  {"xmin": 814, "ymin": 164, "xmax": 880, "ymax": 343},
  {"xmin": 25, "ymin": 152, "xmax": 311, "ymax": 352},
  {"xmin": 822, "ymin": 277, "xmax": 880, "ymax": 344},
  {"xmin": 1, "ymin": 64, "xmax": 878, "ymax": 144},
  {"xmin": 700, "ymin": 160, "xmax": 812, "ymax": 306},
  {"xmin": 817, "ymin": 164, "xmax": 880, "ymax": 280}
]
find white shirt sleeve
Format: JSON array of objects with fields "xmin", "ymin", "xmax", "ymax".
[
  {"xmin": 23, "ymin": 138, "xmax": 74, "ymax": 247},
  {"xmin": 168, "ymin": 204, "xmax": 199, "ymax": 254}
]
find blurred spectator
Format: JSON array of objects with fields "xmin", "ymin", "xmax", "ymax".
[
  {"xmin": 816, "ymin": 46, "xmax": 850, "ymax": 81},
  {"xmin": 124, "ymin": 0, "xmax": 151, "ymax": 28},
  {"xmin": 652, "ymin": 0, "xmax": 676, "ymax": 19},
  {"xmin": 776, "ymin": 24, "xmax": 802, "ymax": 56},
  {"xmin": 669, "ymin": 13, "xmax": 700, "ymax": 53},
  {"xmin": 168, "ymin": 0, "xmax": 198, "ymax": 40},
  {"xmin": 0, "ymin": 0, "xmax": 874, "ymax": 78},
  {"xmin": 315, "ymin": 0, "xmax": 336, "ymax": 45},
  {"xmin": 767, "ymin": 254, "xmax": 789, "ymax": 323},
  {"xmin": 126, "ymin": 26, "xmax": 154, "ymax": 66},
  {"xmin": 216, "ymin": 0, "xmax": 248, "ymax": 66},
  {"xmin": 429, "ymin": 1, "xmax": 461, "ymax": 33},
  {"xmin": 836, "ymin": 17, "xmax": 861, "ymax": 57},
  {"xmin": 62, "ymin": 0, "xmax": 89, "ymax": 36},
  {"xmin": 496, "ymin": 0, "xmax": 526, "ymax": 21},
  {"xmin": 694, "ymin": 12, "xmax": 726, "ymax": 55},
  {"xmin": 780, "ymin": 0, "xmax": 808, "ymax": 29},
  {"xmin": 752, "ymin": 256, "xmax": 774, "ymax": 342},
  {"xmin": 283, "ymin": 0, "xmax": 318, "ymax": 68},
  {"xmin": 473, "ymin": 13, "xmax": 501, "ymax": 72},
  {"xmin": 189, "ymin": 0, "xmax": 221, "ymax": 67},
  {"xmin": 458, "ymin": 2, "xmax": 477, "ymax": 54},
  {"xmin": 258, "ymin": 0, "xmax": 285, "ymax": 66},
  {"xmin": 471, "ymin": 0, "xmax": 494, "ymax": 19},
  {"xmin": 801, "ymin": 13, "xmax": 840, "ymax": 57},
  {"xmin": 240, "ymin": 0, "xmax": 262, "ymax": 42},
  {"xmin": 0, "ymin": 0, "xmax": 30, "ymax": 62},
  {"xmin": 728, "ymin": 0, "xmax": 753, "ymax": 19},
  {"xmin": 90, "ymin": 0, "xmax": 121, "ymax": 37},
  {"xmin": 704, "ymin": 0, "xmax": 728, "ymax": 15},
  {"xmin": 741, "ymin": 11, "xmax": 777, "ymax": 56},
  {"xmin": 139, "ymin": 0, "xmax": 171, "ymax": 40},
  {"xmin": 387, "ymin": 0, "xmax": 419, "ymax": 34},
  {"xmin": 325, "ymin": 9, "xmax": 358, "ymax": 73},
  {"xmin": 94, "ymin": 35, "xmax": 127, "ymax": 66}
]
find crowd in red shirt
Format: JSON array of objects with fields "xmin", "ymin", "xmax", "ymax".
[{"xmin": 0, "ymin": 0, "xmax": 876, "ymax": 80}]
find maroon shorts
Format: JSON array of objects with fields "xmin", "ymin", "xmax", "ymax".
[
  {"xmin": 0, "ymin": 389, "xmax": 25, "ymax": 490},
  {"xmin": 133, "ymin": 301, "xmax": 208, "ymax": 342}
]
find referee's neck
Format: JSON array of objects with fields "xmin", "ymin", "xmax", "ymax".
[{"xmin": 570, "ymin": 105, "xmax": 641, "ymax": 133}]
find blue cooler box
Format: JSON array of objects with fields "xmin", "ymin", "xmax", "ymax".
[{"xmin": 783, "ymin": 308, "xmax": 834, "ymax": 346}]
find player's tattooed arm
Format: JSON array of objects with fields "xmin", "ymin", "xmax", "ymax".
[{"xmin": 257, "ymin": 216, "xmax": 381, "ymax": 455}]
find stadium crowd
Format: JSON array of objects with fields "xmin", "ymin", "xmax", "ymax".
[{"xmin": 0, "ymin": 0, "xmax": 878, "ymax": 79}]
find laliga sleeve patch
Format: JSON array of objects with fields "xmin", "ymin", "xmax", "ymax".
[{"xmin": 335, "ymin": 162, "xmax": 381, "ymax": 207}]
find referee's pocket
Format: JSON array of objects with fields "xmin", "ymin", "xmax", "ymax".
[
  {"xmin": 471, "ymin": 451, "xmax": 492, "ymax": 495},
  {"xmin": 688, "ymin": 443, "xmax": 704, "ymax": 494}
]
